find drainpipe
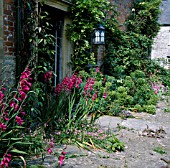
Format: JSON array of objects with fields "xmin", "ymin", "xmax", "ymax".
[{"xmin": 16, "ymin": 0, "xmax": 21, "ymax": 82}]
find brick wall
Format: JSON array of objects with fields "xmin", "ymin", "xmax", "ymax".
[
  {"xmin": 0, "ymin": 0, "xmax": 4, "ymax": 82},
  {"xmin": 2, "ymin": 0, "xmax": 16, "ymax": 85},
  {"xmin": 110, "ymin": 0, "xmax": 134, "ymax": 30},
  {"xmin": 4, "ymin": 0, "xmax": 15, "ymax": 56}
]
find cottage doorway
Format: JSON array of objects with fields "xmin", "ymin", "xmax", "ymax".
[{"xmin": 42, "ymin": 5, "xmax": 65, "ymax": 86}]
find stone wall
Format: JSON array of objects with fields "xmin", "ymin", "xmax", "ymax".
[
  {"xmin": 151, "ymin": 26, "xmax": 170, "ymax": 69},
  {"xmin": 151, "ymin": 0, "xmax": 170, "ymax": 69}
]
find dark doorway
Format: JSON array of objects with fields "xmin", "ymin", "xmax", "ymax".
[{"xmin": 41, "ymin": 5, "xmax": 66, "ymax": 85}]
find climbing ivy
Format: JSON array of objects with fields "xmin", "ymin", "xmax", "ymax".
[
  {"xmin": 103, "ymin": 0, "xmax": 162, "ymax": 77},
  {"xmin": 127, "ymin": 0, "xmax": 162, "ymax": 38},
  {"xmin": 67, "ymin": 0, "xmax": 117, "ymax": 70}
]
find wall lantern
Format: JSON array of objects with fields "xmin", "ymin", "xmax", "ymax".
[{"xmin": 93, "ymin": 23, "xmax": 105, "ymax": 45}]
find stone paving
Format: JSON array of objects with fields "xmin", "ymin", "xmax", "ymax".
[{"xmin": 12, "ymin": 98, "xmax": 170, "ymax": 168}]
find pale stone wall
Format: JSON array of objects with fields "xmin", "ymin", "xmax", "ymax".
[
  {"xmin": 151, "ymin": 26, "xmax": 170, "ymax": 69},
  {"xmin": 151, "ymin": 0, "xmax": 170, "ymax": 69}
]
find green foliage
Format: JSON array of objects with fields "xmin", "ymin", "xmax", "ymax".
[
  {"xmin": 134, "ymin": 104, "xmax": 143, "ymax": 112},
  {"xmin": 104, "ymin": 0, "xmax": 161, "ymax": 77},
  {"xmin": 105, "ymin": 135, "xmax": 124, "ymax": 152},
  {"xmin": 143, "ymin": 105, "xmax": 156, "ymax": 114},
  {"xmin": 67, "ymin": 0, "xmax": 117, "ymax": 70},
  {"xmin": 104, "ymin": 70, "xmax": 159, "ymax": 115},
  {"xmin": 127, "ymin": 0, "xmax": 161, "ymax": 38},
  {"xmin": 153, "ymin": 147, "xmax": 167, "ymax": 155}
]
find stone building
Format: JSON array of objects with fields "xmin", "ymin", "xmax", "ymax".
[
  {"xmin": 0, "ymin": 0, "xmax": 134, "ymax": 86},
  {"xmin": 151, "ymin": 0, "xmax": 170, "ymax": 69}
]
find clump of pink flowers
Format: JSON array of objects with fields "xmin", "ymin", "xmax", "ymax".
[
  {"xmin": 151, "ymin": 82, "xmax": 165, "ymax": 94},
  {"xmin": 55, "ymin": 73, "xmax": 82, "ymax": 94},
  {"xmin": 44, "ymin": 71, "xmax": 53, "ymax": 82}
]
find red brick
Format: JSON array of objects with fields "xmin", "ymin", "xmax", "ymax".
[
  {"xmin": 4, "ymin": 9, "xmax": 13, "ymax": 16},
  {"xmin": 8, "ymin": 26, "xmax": 14, "ymax": 31},
  {"xmin": 8, "ymin": 16, "xmax": 15, "ymax": 22},
  {"xmin": 5, "ymin": 41, "xmax": 14, "ymax": 47},
  {"xmin": 4, "ymin": 0, "xmax": 14, "ymax": 4}
]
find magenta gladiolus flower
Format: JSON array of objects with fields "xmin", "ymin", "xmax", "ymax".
[
  {"xmin": 95, "ymin": 67, "xmax": 100, "ymax": 73},
  {"xmin": 47, "ymin": 148, "xmax": 52, "ymax": 154},
  {"xmin": 9, "ymin": 101, "xmax": 15, "ymax": 108},
  {"xmin": 0, "ymin": 122, "xmax": 7, "ymax": 131},
  {"xmin": 0, "ymin": 153, "xmax": 12, "ymax": 168},
  {"xmin": 55, "ymin": 73, "xmax": 82, "ymax": 94},
  {"xmin": 0, "ymin": 91, "xmax": 4, "ymax": 100},
  {"xmin": 21, "ymin": 112, "xmax": 26, "ymax": 116},
  {"xmin": 44, "ymin": 71, "xmax": 53, "ymax": 82},
  {"xmin": 14, "ymin": 104, "xmax": 19, "ymax": 111},
  {"xmin": 92, "ymin": 93, "xmax": 98, "ymax": 101},
  {"xmin": 19, "ymin": 91, "xmax": 26, "ymax": 99},
  {"xmin": 4, "ymin": 118, "xmax": 10, "ymax": 121},
  {"xmin": 15, "ymin": 116, "xmax": 24, "ymax": 125}
]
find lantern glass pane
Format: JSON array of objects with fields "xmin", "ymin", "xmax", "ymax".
[
  {"xmin": 95, "ymin": 30, "xmax": 100, "ymax": 43},
  {"xmin": 101, "ymin": 31, "xmax": 104, "ymax": 42}
]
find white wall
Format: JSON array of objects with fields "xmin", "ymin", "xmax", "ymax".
[{"xmin": 151, "ymin": 26, "xmax": 170, "ymax": 69}]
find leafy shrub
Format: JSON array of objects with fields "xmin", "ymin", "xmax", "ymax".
[
  {"xmin": 143, "ymin": 105, "xmax": 156, "ymax": 115},
  {"xmin": 134, "ymin": 104, "xmax": 143, "ymax": 112}
]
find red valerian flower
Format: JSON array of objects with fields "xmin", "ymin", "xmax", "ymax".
[{"xmin": 15, "ymin": 116, "xmax": 24, "ymax": 125}]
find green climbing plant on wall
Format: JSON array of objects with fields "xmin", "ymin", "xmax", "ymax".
[
  {"xmin": 103, "ymin": 0, "xmax": 162, "ymax": 77},
  {"xmin": 67, "ymin": 0, "xmax": 117, "ymax": 71}
]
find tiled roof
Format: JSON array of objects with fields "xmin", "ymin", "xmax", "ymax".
[{"xmin": 158, "ymin": 0, "xmax": 170, "ymax": 25}]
